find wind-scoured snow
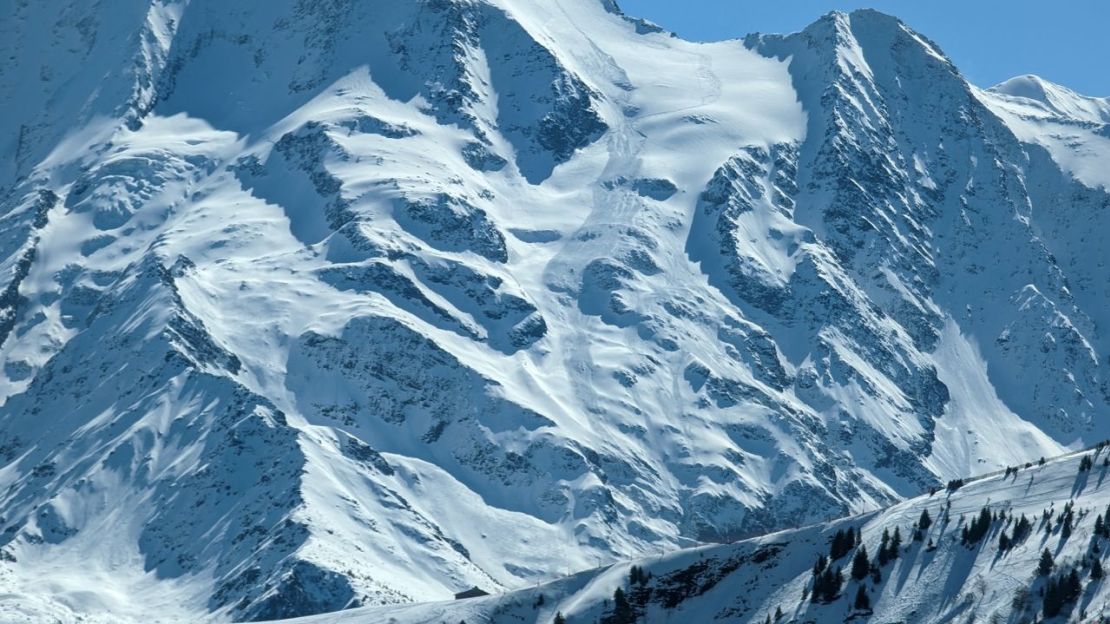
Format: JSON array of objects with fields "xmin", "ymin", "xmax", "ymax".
[{"xmin": 1, "ymin": 1, "xmax": 1109, "ymax": 622}]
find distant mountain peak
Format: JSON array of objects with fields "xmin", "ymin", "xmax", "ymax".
[
  {"xmin": 991, "ymin": 74, "xmax": 1063, "ymax": 102},
  {"xmin": 988, "ymin": 73, "xmax": 1110, "ymax": 124}
]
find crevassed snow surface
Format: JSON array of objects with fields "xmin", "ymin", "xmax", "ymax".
[{"xmin": 1, "ymin": 1, "xmax": 1109, "ymax": 622}]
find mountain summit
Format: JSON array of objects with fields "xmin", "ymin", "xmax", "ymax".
[
  {"xmin": 990, "ymin": 74, "xmax": 1110, "ymax": 122},
  {"xmin": 1, "ymin": 2, "xmax": 1109, "ymax": 621}
]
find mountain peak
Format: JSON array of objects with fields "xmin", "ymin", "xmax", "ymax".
[
  {"xmin": 748, "ymin": 7, "xmax": 952, "ymax": 73},
  {"xmin": 989, "ymin": 74, "xmax": 1110, "ymax": 124},
  {"xmin": 819, "ymin": 7, "xmax": 905, "ymax": 28},
  {"xmin": 991, "ymin": 74, "xmax": 1062, "ymax": 102},
  {"xmin": 801, "ymin": 8, "xmax": 914, "ymax": 39}
]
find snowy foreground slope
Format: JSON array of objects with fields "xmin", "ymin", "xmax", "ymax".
[
  {"xmin": 2, "ymin": 0, "xmax": 1110, "ymax": 621},
  {"xmin": 283, "ymin": 448, "xmax": 1110, "ymax": 624}
]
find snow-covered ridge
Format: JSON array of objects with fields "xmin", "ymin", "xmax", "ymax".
[
  {"xmin": 989, "ymin": 75, "xmax": 1110, "ymax": 125},
  {"xmin": 1, "ymin": 1, "xmax": 1110, "ymax": 621},
  {"xmin": 289, "ymin": 446, "xmax": 1110, "ymax": 623}
]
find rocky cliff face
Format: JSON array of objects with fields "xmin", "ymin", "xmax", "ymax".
[{"xmin": 1, "ymin": 1, "xmax": 1108, "ymax": 621}]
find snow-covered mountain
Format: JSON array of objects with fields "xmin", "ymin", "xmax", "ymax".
[
  {"xmin": 1, "ymin": 1, "xmax": 1109, "ymax": 621},
  {"xmin": 283, "ymin": 446, "xmax": 1110, "ymax": 624}
]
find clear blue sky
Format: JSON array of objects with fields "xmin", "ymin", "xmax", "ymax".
[{"xmin": 620, "ymin": 1, "xmax": 1109, "ymax": 97}]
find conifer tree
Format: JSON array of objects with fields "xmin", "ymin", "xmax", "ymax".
[
  {"xmin": 851, "ymin": 546, "xmax": 870, "ymax": 580},
  {"xmin": 609, "ymin": 587, "xmax": 634, "ymax": 624},
  {"xmin": 812, "ymin": 566, "xmax": 844, "ymax": 603},
  {"xmin": 829, "ymin": 530, "xmax": 845, "ymax": 560},
  {"xmin": 830, "ymin": 529, "xmax": 856, "ymax": 560},
  {"xmin": 962, "ymin": 506, "xmax": 993, "ymax": 545},
  {"xmin": 1044, "ymin": 576, "xmax": 1062, "ymax": 617},
  {"xmin": 1039, "ymin": 548, "xmax": 1055, "ymax": 576},
  {"xmin": 1042, "ymin": 570, "xmax": 1081, "ymax": 618},
  {"xmin": 853, "ymin": 584, "xmax": 870, "ymax": 611},
  {"xmin": 878, "ymin": 529, "xmax": 891, "ymax": 565},
  {"xmin": 1068, "ymin": 568, "xmax": 1082, "ymax": 601},
  {"xmin": 1013, "ymin": 513, "xmax": 1032, "ymax": 541},
  {"xmin": 978, "ymin": 506, "xmax": 992, "ymax": 533}
]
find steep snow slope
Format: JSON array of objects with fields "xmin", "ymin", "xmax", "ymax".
[
  {"xmin": 282, "ymin": 447, "xmax": 1110, "ymax": 623},
  {"xmin": 2, "ymin": 1, "xmax": 1110, "ymax": 622}
]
